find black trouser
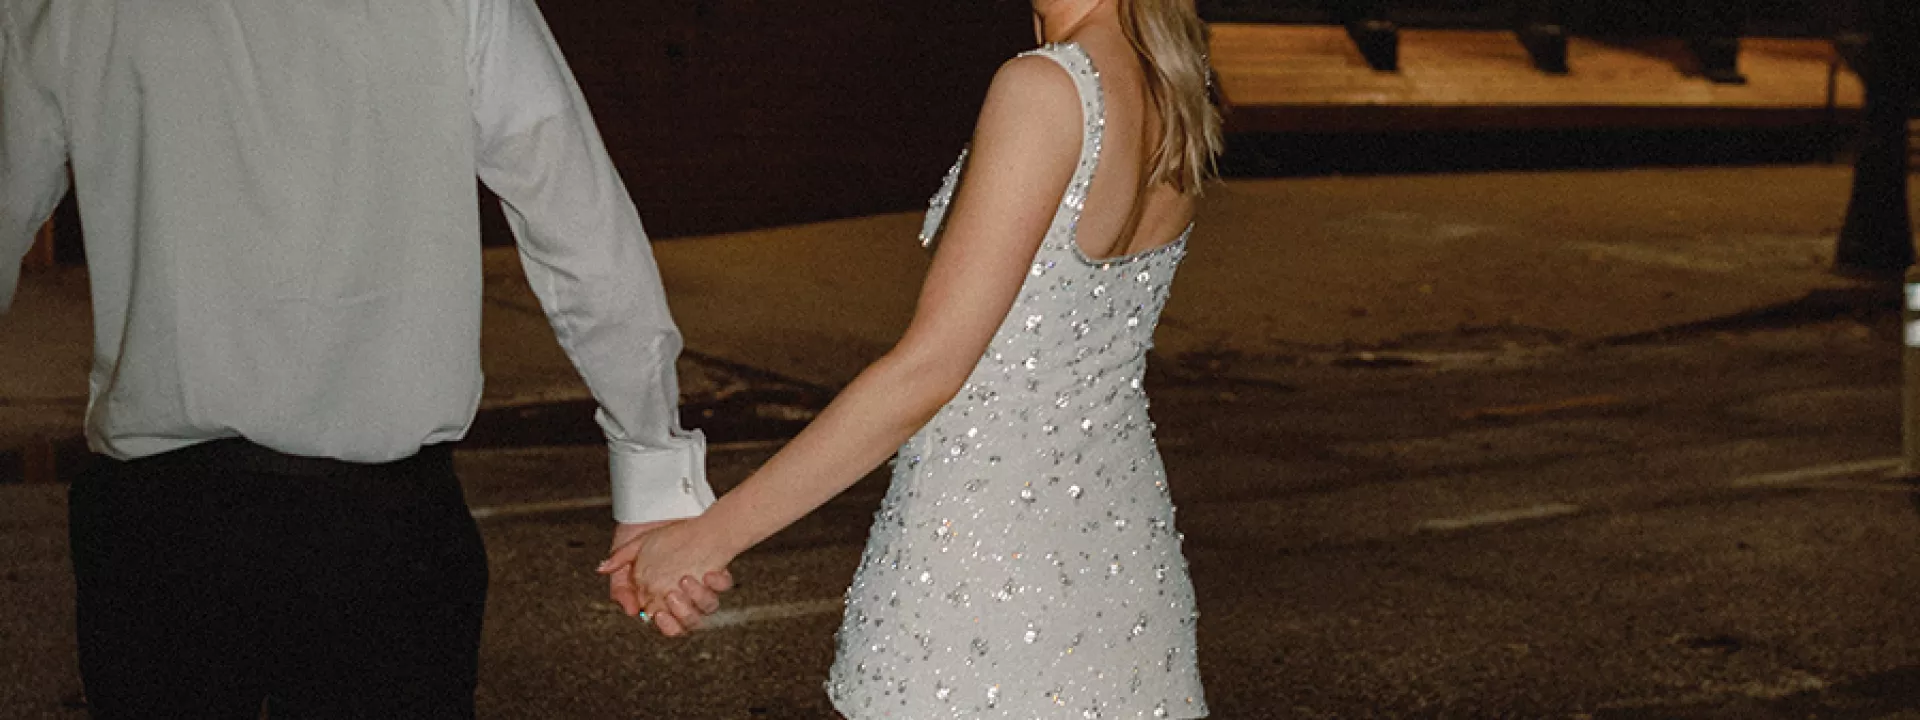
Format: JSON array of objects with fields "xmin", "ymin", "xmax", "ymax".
[{"xmin": 68, "ymin": 440, "xmax": 488, "ymax": 719}]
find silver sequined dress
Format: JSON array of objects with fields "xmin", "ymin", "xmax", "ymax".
[{"xmin": 826, "ymin": 43, "xmax": 1208, "ymax": 720}]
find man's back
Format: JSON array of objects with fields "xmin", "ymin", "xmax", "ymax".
[
  {"xmin": 8, "ymin": 0, "xmax": 707, "ymax": 515},
  {"xmin": 4, "ymin": 2, "xmax": 718, "ymax": 714},
  {"xmin": 6, "ymin": 1, "xmax": 485, "ymax": 461}
]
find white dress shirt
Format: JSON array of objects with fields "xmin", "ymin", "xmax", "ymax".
[{"xmin": 0, "ymin": 0, "xmax": 712, "ymax": 522}]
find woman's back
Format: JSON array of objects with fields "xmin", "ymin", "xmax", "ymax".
[{"xmin": 1067, "ymin": 30, "xmax": 1200, "ymax": 262}]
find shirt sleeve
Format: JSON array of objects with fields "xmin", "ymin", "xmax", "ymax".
[
  {"xmin": 466, "ymin": 0, "xmax": 713, "ymax": 523},
  {"xmin": 0, "ymin": 2, "xmax": 72, "ymax": 314}
]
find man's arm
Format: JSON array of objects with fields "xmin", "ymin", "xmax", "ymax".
[
  {"xmin": 466, "ymin": 0, "xmax": 712, "ymax": 525},
  {"xmin": 1, "ymin": 1, "xmax": 72, "ymax": 313}
]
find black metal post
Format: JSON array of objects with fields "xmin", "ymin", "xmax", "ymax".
[
  {"xmin": 1834, "ymin": 0, "xmax": 1917, "ymax": 278},
  {"xmin": 1332, "ymin": 0, "xmax": 1398, "ymax": 72},
  {"xmin": 1684, "ymin": 0, "xmax": 1747, "ymax": 84},
  {"xmin": 1516, "ymin": 0, "xmax": 1568, "ymax": 75}
]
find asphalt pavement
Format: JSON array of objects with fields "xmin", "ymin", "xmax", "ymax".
[{"xmin": 8, "ymin": 315, "xmax": 1917, "ymax": 718}]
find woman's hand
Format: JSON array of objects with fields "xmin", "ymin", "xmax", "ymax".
[{"xmin": 598, "ymin": 518, "xmax": 737, "ymax": 637}]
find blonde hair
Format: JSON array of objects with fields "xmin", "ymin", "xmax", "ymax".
[{"xmin": 1118, "ymin": 0, "xmax": 1224, "ymax": 195}]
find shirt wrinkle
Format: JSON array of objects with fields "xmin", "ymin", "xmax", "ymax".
[{"xmin": 2, "ymin": 0, "xmax": 711, "ymax": 521}]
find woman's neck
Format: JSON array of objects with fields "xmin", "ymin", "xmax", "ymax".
[{"xmin": 1034, "ymin": 0, "xmax": 1111, "ymax": 44}]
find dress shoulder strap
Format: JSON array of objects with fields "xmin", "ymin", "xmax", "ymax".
[{"xmin": 1015, "ymin": 42, "xmax": 1105, "ymax": 252}]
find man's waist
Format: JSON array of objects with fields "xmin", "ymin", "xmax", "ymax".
[{"xmin": 113, "ymin": 437, "xmax": 454, "ymax": 478}]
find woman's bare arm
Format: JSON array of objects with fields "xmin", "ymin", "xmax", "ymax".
[{"xmin": 603, "ymin": 55, "xmax": 1089, "ymax": 619}]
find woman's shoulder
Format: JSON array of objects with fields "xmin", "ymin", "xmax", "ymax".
[
  {"xmin": 975, "ymin": 49, "xmax": 1084, "ymax": 142},
  {"xmin": 954, "ymin": 44, "xmax": 1091, "ymax": 211},
  {"xmin": 988, "ymin": 49, "xmax": 1082, "ymax": 102}
]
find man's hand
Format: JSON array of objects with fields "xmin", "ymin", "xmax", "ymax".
[{"xmin": 602, "ymin": 521, "xmax": 734, "ymax": 631}]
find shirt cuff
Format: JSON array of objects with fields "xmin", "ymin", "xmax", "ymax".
[{"xmin": 608, "ymin": 429, "xmax": 714, "ymax": 524}]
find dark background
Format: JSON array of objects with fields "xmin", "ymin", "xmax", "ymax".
[
  {"xmin": 486, "ymin": 1, "xmax": 1031, "ymax": 242},
  {"xmin": 40, "ymin": 0, "xmax": 1874, "ymax": 256},
  {"xmin": 489, "ymin": 0, "xmax": 1865, "ymax": 243}
]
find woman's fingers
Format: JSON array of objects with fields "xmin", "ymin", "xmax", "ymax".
[
  {"xmin": 679, "ymin": 575, "xmax": 721, "ymax": 615},
  {"xmin": 649, "ymin": 603, "xmax": 688, "ymax": 637},
  {"xmin": 665, "ymin": 590, "xmax": 704, "ymax": 631}
]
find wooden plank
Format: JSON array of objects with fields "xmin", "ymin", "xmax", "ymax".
[
  {"xmin": 24, "ymin": 218, "xmax": 56, "ymax": 270},
  {"xmin": 1211, "ymin": 24, "xmax": 1867, "ymax": 132}
]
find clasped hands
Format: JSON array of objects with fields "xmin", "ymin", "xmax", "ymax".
[{"xmin": 597, "ymin": 518, "xmax": 737, "ymax": 637}]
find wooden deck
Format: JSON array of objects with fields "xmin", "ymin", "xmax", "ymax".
[{"xmin": 1211, "ymin": 23, "xmax": 1866, "ymax": 132}]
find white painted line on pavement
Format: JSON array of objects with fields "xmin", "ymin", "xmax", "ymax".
[
  {"xmin": 465, "ymin": 440, "xmax": 790, "ymax": 521},
  {"xmin": 710, "ymin": 439, "xmax": 792, "ymax": 454},
  {"xmin": 1728, "ymin": 457, "xmax": 1901, "ymax": 488},
  {"xmin": 1418, "ymin": 503, "xmax": 1581, "ymax": 532},
  {"xmin": 470, "ymin": 496, "xmax": 611, "ymax": 520},
  {"xmin": 1791, "ymin": 480, "xmax": 1920, "ymax": 494},
  {"xmin": 702, "ymin": 598, "xmax": 844, "ymax": 630}
]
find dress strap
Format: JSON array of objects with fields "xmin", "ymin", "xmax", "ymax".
[{"xmin": 1015, "ymin": 42, "xmax": 1105, "ymax": 252}]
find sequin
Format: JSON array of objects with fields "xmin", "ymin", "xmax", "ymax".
[
  {"xmin": 993, "ymin": 581, "xmax": 1015, "ymax": 602},
  {"xmin": 827, "ymin": 42, "xmax": 1205, "ymax": 720}
]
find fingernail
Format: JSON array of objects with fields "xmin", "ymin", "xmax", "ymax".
[{"xmin": 596, "ymin": 559, "xmax": 614, "ymax": 572}]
